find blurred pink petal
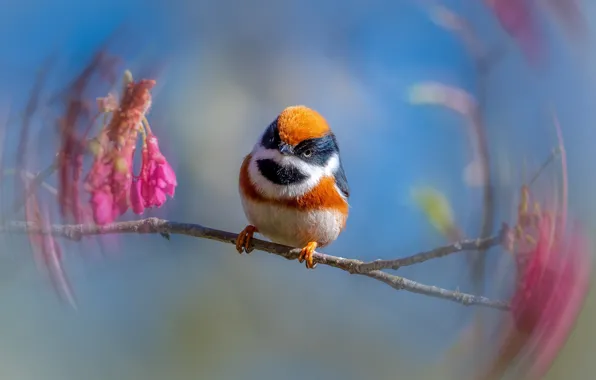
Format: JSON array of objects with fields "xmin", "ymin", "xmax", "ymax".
[
  {"xmin": 522, "ymin": 220, "xmax": 590, "ymax": 378},
  {"xmin": 25, "ymin": 187, "xmax": 77, "ymax": 309},
  {"xmin": 38, "ymin": 209, "xmax": 78, "ymax": 310},
  {"xmin": 481, "ymin": 209, "xmax": 590, "ymax": 379},
  {"xmin": 486, "ymin": 0, "xmax": 542, "ymax": 64}
]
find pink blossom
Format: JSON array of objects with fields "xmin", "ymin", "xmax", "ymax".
[
  {"xmin": 81, "ymin": 76, "xmax": 157, "ymax": 225},
  {"xmin": 85, "ymin": 138, "xmax": 136, "ymax": 225},
  {"xmin": 89, "ymin": 183, "xmax": 129, "ymax": 225},
  {"xmin": 130, "ymin": 133, "xmax": 177, "ymax": 214},
  {"xmin": 130, "ymin": 179, "xmax": 145, "ymax": 214},
  {"xmin": 72, "ymin": 72, "xmax": 174, "ymax": 225},
  {"xmin": 513, "ymin": 216, "xmax": 590, "ymax": 378},
  {"xmin": 481, "ymin": 212, "xmax": 591, "ymax": 379}
]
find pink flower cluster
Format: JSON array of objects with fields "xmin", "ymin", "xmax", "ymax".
[
  {"xmin": 480, "ymin": 188, "xmax": 591, "ymax": 379},
  {"xmin": 84, "ymin": 77, "xmax": 177, "ymax": 225},
  {"xmin": 510, "ymin": 216, "xmax": 590, "ymax": 378},
  {"xmin": 130, "ymin": 134, "xmax": 177, "ymax": 215}
]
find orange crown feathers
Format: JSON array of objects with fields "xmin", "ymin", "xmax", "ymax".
[{"xmin": 277, "ymin": 105, "xmax": 330, "ymax": 146}]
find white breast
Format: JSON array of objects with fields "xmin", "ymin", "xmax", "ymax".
[{"xmin": 240, "ymin": 196, "xmax": 345, "ymax": 248}]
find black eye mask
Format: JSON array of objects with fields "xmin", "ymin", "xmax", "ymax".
[
  {"xmin": 294, "ymin": 134, "xmax": 338, "ymax": 167},
  {"xmin": 295, "ymin": 134, "xmax": 349, "ymax": 198}
]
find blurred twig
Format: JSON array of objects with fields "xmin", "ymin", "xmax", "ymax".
[
  {"xmin": 4, "ymin": 168, "xmax": 58, "ymax": 195},
  {"xmin": 13, "ymin": 57, "xmax": 54, "ymax": 218},
  {"xmin": 0, "ymin": 217, "xmax": 510, "ymax": 311},
  {"xmin": 11, "ymin": 153, "xmax": 60, "ymax": 213},
  {"xmin": 528, "ymin": 146, "xmax": 560, "ymax": 186}
]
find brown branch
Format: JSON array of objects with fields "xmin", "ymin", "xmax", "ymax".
[
  {"xmin": 0, "ymin": 217, "xmax": 510, "ymax": 311},
  {"xmin": 354, "ymin": 225, "xmax": 506, "ymax": 273}
]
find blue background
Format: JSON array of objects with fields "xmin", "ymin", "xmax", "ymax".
[{"xmin": 1, "ymin": 1, "xmax": 596, "ymax": 379}]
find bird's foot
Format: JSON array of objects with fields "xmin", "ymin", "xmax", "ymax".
[
  {"xmin": 298, "ymin": 241, "xmax": 318, "ymax": 269},
  {"xmin": 236, "ymin": 225, "xmax": 258, "ymax": 254}
]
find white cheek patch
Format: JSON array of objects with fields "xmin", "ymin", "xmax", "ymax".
[{"xmin": 248, "ymin": 143, "xmax": 340, "ymax": 199}]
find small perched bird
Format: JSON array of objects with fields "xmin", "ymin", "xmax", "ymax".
[{"xmin": 236, "ymin": 105, "xmax": 350, "ymax": 268}]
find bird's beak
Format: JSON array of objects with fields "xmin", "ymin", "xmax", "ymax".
[{"xmin": 278, "ymin": 143, "xmax": 294, "ymax": 155}]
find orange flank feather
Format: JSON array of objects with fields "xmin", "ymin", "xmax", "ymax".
[
  {"xmin": 239, "ymin": 154, "xmax": 348, "ymax": 221},
  {"xmin": 277, "ymin": 106, "xmax": 330, "ymax": 146},
  {"xmin": 239, "ymin": 154, "xmax": 264, "ymax": 201}
]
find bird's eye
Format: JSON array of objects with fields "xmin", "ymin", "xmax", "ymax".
[{"xmin": 302, "ymin": 149, "xmax": 313, "ymax": 158}]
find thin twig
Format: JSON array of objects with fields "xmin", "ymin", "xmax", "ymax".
[
  {"xmin": 354, "ymin": 226, "xmax": 505, "ymax": 273},
  {"xmin": 528, "ymin": 147, "xmax": 560, "ymax": 186},
  {"xmin": 10, "ymin": 156, "xmax": 60, "ymax": 213},
  {"xmin": 3, "ymin": 168, "xmax": 58, "ymax": 195},
  {"xmin": 0, "ymin": 218, "xmax": 510, "ymax": 310}
]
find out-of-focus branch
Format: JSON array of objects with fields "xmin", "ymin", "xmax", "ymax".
[
  {"xmin": 0, "ymin": 217, "xmax": 510, "ymax": 311},
  {"xmin": 3, "ymin": 168, "xmax": 58, "ymax": 196},
  {"xmin": 11, "ymin": 153, "xmax": 60, "ymax": 213}
]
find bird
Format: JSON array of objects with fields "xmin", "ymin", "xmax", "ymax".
[{"xmin": 236, "ymin": 105, "xmax": 350, "ymax": 269}]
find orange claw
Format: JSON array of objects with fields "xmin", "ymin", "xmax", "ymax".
[
  {"xmin": 298, "ymin": 241, "xmax": 318, "ymax": 269},
  {"xmin": 236, "ymin": 225, "xmax": 258, "ymax": 254}
]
